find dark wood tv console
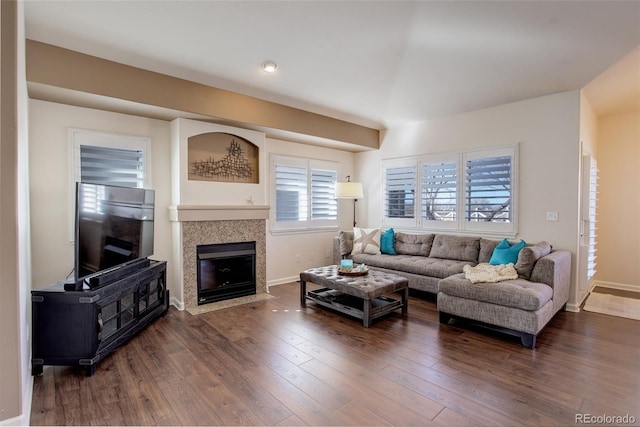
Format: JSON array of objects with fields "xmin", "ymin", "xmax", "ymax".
[{"xmin": 31, "ymin": 260, "xmax": 169, "ymax": 376}]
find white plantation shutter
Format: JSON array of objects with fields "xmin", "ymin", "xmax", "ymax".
[
  {"xmin": 586, "ymin": 159, "xmax": 598, "ymax": 281},
  {"xmin": 383, "ymin": 158, "xmax": 417, "ymax": 227},
  {"xmin": 422, "ymin": 160, "xmax": 457, "ymax": 223},
  {"xmin": 275, "ymin": 164, "xmax": 308, "ymax": 222},
  {"xmin": 311, "ymin": 169, "xmax": 337, "ymax": 221},
  {"xmin": 465, "ymin": 155, "xmax": 512, "ymax": 223},
  {"xmin": 271, "ymin": 155, "xmax": 338, "ymax": 231},
  {"xmin": 462, "ymin": 146, "xmax": 517, "ymax": 234},
  {"xmin": 382, "ymin": 145, "xmax": 517, "ymax": 235}
]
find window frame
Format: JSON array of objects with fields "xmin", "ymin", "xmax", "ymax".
[
  {"xmin": 382, "ymin": 145, "xmax": 518, "ymax": 236},
  {"xmin": 270, "ymin": 154, "xmax": 339, "ymax": 234}
]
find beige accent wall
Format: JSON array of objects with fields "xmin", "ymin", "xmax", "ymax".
[
  {"xmin": 595, "ymin": 111, "xmax": 640, "ymax": 289},
  {"xmin": 1, "ymin": 0, "xmax": 31, "ymax": 423},
  {"xmin": 25, "ymin": 40, "xmax": 380, "ymax": 150}
]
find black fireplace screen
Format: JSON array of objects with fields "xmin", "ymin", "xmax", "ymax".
[{"xmin": 197, "ymin": 241, "xmax": 256, "ymax": 305}]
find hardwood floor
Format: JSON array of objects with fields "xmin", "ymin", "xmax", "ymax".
[{"xmin": 31, "ymin": 282, "xmax": 640, "ymax": 426}]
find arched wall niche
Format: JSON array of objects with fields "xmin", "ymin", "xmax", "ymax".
[{"xmin": 187, "ymin": 132, "xmax": 259, "ymax": 183}]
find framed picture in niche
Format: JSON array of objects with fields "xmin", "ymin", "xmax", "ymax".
[{"xmin": 188, "ymin": 132, "xmax": 259, "ymax": 183}]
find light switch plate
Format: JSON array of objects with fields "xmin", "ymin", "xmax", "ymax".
[{"xmin": 546, "ymin": 211, "xmax": 559, "ymax": 222}]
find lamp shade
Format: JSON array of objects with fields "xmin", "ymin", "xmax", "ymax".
[{"xmin": 335, "ymin": 181, "xmax": 364, "ymax": 199}]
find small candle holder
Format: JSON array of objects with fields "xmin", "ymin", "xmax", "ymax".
[{"xmin": 340, "ymin": 259, "xmax": 353, "ymax": 270}]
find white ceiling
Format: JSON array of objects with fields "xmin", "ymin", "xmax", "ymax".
[{"xmin": 24, "ymin": 1, "xmax": 640, "ymax": 129}]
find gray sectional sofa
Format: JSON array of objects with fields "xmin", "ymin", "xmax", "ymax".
[{"xmin": 333, "ymin": 230, "xmax": 571, "ymax": 348}]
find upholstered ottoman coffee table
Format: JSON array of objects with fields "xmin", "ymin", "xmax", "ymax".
[{"xmin": 300, "ymin": 265, "xmax": 409, "ymax": 327}]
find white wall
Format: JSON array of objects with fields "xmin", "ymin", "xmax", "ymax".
[
  {"xmin": 28, "ymin": 100, "xmax": 173, "ymax": 290},
  {"xmin": 356, "ymin": 91, "xmax": 582, "ymax": 305},
  {"xmin": 596, "ymin": 110, "xmax": 640, "ymax": 289}
]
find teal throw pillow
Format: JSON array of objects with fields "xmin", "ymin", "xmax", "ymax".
[
  {"xmin": 489, "ymin": 238, "xmax": 526, "ymax": 265},
  {"xmin": 380, "ymin": 228, "xmax": 397, "ymax": 255}
]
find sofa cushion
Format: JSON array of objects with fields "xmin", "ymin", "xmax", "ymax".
[
  {"xmin": 438, "ymin": 273, "xmax": 553, "ymax": 311},
  {"xmin": 395, "ymin": 232, "xmax": 434, "ymax": 256},
  {"xmin": 515, "ymin": 241, "xmax": 552, "ymax": 279},
  {"xmin": 479, "ymin": 238, "xmax": 500, "ymax": 263},
  {"xmin": 430, "ymin": 235, "xmax": 480, "ymax": 262},
  {"xmin": 380, "ymin": 228, "xmax": 397, "ymax": 255},
  {"xmin": 352, "ymin": 227, "xmax": 381, "ymax": 255},
  {"xmin": 489, "ymin": 239, "xmax": 526, "ymax": 265},
  {"xmin": 352, "ymin": 253, "xmax": 471, "ymax": 279}
]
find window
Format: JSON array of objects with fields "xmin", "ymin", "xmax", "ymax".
[
  {"xmin": 71, "ymin": 129, "xmax": 151, "ymax": 188},
  {"xmin": 383, "ymin": 158, "xmax": 417, "ymax": 228},
  {"xmin": 271, "ymin": 155, "xmax": 338, "ymax": 232},
  {"xmin": 462, "ymin": 147, "xmax": 516, "ymax": 234},
  {"xmin": 383, "ymin": 145, "xmax": 517, "ymax": 235},
  {"xmin": 421, "ymin": 157, "xmax": 458, "ymax": 229},
  {"xmin": 69, "ymin": 129, "xmax": 151, "ymax": 240}
]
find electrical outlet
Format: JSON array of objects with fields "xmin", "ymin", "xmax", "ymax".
[
  {"xmin": 325, "ymin": 249, "xmax": 331, "ymax": 259},
  {"xmin": 295, "ymin": 254, "xmax": 301, "ymax": 263},
  {"xmin": 309, "ymin": 252, "xmax": 315, "ymax": 261},
  {"xmin": 546, "ymin": 211, "xmax": 559, "ymax": 222}
]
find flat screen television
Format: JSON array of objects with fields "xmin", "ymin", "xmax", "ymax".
[{"xmin": 72, "ymin": 182, "xmax": 155, "ymax": 289}]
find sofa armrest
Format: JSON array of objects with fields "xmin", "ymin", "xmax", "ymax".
[
  {"xmin": 332, "ymin": 237, "xmax": 342, "ymax": 265},
  {"xmin": 530, "ymin": 250, "xmax": 571, "ymax": 312},
  {"xmin": 333, "ymin": 231, "xmax": 354, "ymax": 265}
]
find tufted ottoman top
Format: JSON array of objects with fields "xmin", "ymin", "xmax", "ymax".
[{"xmin": 300, "ymin": 265, "xmax": 408, "ymax": 300}]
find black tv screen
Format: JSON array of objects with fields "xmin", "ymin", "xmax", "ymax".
[{"xmin": 74, "ymin": 182, "xmax": 155, "ymax": 284}]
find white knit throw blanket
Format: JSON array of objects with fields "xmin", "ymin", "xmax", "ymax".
[{"xmin": 463, "ymin": 263, "xmax": 519, "ymax": 284}]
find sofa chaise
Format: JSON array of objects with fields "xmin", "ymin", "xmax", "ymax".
[{"xmin": 333, "ymin": 230, "xmax": 571, "ymax": 348}]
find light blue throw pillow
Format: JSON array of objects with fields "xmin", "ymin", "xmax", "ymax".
[
  {"xmin": 489, "ymin": 238, "xmax": 526, "ymax": 265},
  {"xmin": 380, "ymin": 228, "xmax": 397, "ymax": 255}
]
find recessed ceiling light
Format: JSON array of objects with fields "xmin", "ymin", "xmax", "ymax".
[{"xmin": 261, "ymin": 60, "xmax": 278, "ymax": 73}]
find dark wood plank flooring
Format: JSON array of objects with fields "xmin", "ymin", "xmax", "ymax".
[{"xmin": 30, "ymin": 282, "xmax": 640, "ymax": 426}]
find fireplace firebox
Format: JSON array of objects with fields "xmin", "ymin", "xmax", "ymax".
[{"xmin": 197, "ymin": 241, "xmax": 256, "ymax": 305}]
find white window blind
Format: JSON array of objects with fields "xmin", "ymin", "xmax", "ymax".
[{"xmin": 80, "ymin": 145, "xmax": 144, "ymax": 188}]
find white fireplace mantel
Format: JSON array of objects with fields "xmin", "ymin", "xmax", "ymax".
[{"xmin": 169, "ymin": 205, "xmax": 270, "ymax": 222}]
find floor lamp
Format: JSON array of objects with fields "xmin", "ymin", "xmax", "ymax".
[{"xmin": 335, "ymin": 175, "xmax": 364, "ymax": 227}]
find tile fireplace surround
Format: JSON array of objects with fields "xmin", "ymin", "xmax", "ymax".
[{"xmin": 170, "ymin": 205, "xmax": 271, "ymax": 315}]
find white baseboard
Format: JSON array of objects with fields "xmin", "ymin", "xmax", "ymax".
[
  {"xmin": 267, "ymin": 276, "xmax": 299, "ymax": 290},
  {"xmin": 170, "ymin": 297, "xmax": 185, "ymax": 311},
  {"xmin": 593, "ymin": 280, "xmax": 640, "ymax": 293},
  {"xmin": 565, "ymin": 302, "xmax": 582, "ymax": 313}
]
